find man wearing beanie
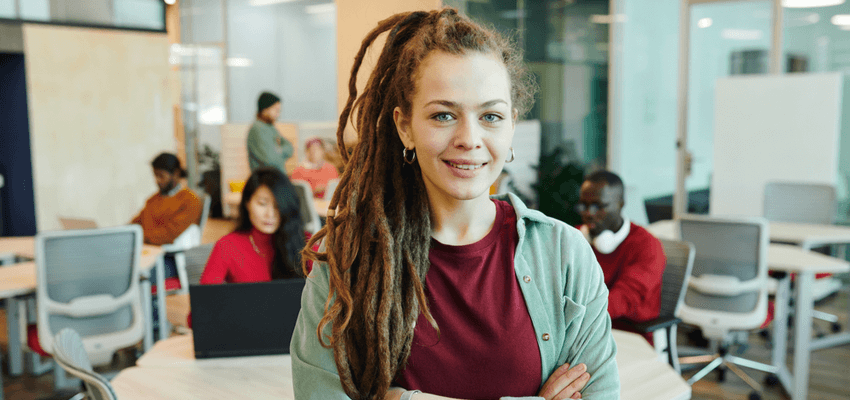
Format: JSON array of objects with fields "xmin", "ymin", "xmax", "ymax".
[{"xmin": 247, "ymin": 91, "xmax": 294, "ymax": 172}]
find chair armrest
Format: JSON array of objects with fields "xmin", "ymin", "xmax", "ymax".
[{"xmin": 624, "ymin": 316, "xmax": 682, "ymax": 333}]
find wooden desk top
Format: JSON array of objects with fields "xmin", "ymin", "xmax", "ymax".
[
  {"xmin": 766, "ymin": 243, "xmax": 849, "ymax": 274},
  {"xmin": 0, "ymin": 236, "xmax": 36, "ymax": 259},
  {"xmin": 612, "ymin": 330, "xmax": 691, "ymax": 400},
  {"xmin": 0, "ymin": 245, "xmax": 162, "ymax": 299},
  {"xmin": 130, "ymin": 331, "xmax": 689, "ymax": 400},
  {"xmin": 136, "ymin": 334, "xmax": 289, "ymax": 368},
  {"xmin": 769, "ymin": 221, "xmax": 850, "ymax": 247},
  {"xmin": 112, "ymin": 365, "xmax": 294, "ymax": 400}
]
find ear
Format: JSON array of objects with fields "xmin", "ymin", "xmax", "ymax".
[
  {"xmin": 393, "ymin": 106, "xmax": 415, "ymax": 149},
  {"xmin": 511, "ymin": 108, "xmax": 519, "ymax": 127}
]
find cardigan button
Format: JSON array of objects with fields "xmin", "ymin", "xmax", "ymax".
[
  {"xmin": 542, "ymin": 333, "xmax": 550, "ymax": 341},
  {"xmin": 523, "ymin": 275, "xmax": 532, "ymax": 283}
]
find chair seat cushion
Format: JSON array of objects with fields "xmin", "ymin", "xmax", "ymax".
[
  {"xmin": 26, "ymin": 324, "xmax": 50, "ymax": 357},
  {"xmin": 150, "ymin": 277, "xmax": 182, "ymax": 294}
]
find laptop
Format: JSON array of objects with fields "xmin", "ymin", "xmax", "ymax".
[
  {"xmin": 189, "ymin": 279, "xmax": 305, "ymax": 359},
  {"xmin": 58, "ymin": 217, "xmax": 98, "ymax": 230}
]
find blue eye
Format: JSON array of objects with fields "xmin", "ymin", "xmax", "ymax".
[
  {"xmin": 433, "ymin": 113, "xmax": 454, "ymax": 122},
  {"xmin": 482, "ymin": 113, "xmax": 503, "ymax": 123}
]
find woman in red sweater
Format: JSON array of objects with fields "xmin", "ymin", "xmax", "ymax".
[{"xmin": 200, "ymin": 167, "xmax": 306, "ymax": 284}]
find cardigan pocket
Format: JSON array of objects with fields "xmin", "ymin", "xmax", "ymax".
[{"xmin": 558, "ymin": 295, "xmax": 587, "ymax": 365}]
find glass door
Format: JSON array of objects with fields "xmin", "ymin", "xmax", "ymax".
[{"xmin": 675, "ymin": 0, "xmax": 782, "ymax": 216}]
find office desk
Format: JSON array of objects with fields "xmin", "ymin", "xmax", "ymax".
[
  {"xmin": 769, "ymin": 222, "xmax": 850, "ymax": 250},
  {"xmin": 613, "ymin": 330, "xmax": 691, "ymax": 400},
  {"xmin": 112, "ymin": 365, "xmax": 294, "ymax": 400},
  {"xmin": 116, "ymin": 332, "xmax": 689, "ymax": 400},
  {"xmin": 646, "ymin": 220, "xmax": 850, "ymax": 400},
  {"xmin": 0, "ymin": 241, "xmax": 165, "ymax": 376}
]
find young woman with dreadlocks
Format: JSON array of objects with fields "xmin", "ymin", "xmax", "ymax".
[{"xmin": 291, "ymin": 8, "xmax": 619, "ymax": 400}]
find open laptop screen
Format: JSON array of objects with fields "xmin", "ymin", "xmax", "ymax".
[{"xmin": 189, "ymin": 279, "xmax": 305, "ymax": 358}]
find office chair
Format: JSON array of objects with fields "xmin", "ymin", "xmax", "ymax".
[
  {"xmin": 763, "ymin": 181, "xmax": 842, "ymax": 333},
  {"xmin": 34, "ymin": 225, "xmax": 145, "ymax": 390},
  {"xmin": 624, "ymin": 239, "xmax": 695, "ymax": 374},
  {"xmin": 677, "ymin": 215, "xmax": 776, "ymax": 400},
  {"xmin": 292, "ymin": 179, "xmax": 322, "ymax": 234},
  {"xmin": 52, "ymin": 328, "xmax": 118, "ymax": 400},
  {"xmin": 161, "ymin": 193, "xmax": 211, "ymax": 294}
]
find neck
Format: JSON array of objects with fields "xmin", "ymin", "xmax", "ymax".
[
  {"xmin": 258, "ymin": 115, "xmax": 274, "ymax": 124},
  {"xmin": 428, "ymin": 193, "xmax": 496, "ymax": 246}
]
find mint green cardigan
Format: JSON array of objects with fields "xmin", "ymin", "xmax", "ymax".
[
  {"xmin": 246, "ymin": 120, "xmax": 293, "ymax": 172},
  {"xmin": 290, "ymin": 193, "xmax": 620, "ymax": 399}
]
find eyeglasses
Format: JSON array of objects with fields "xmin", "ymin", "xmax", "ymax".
[{"xmin": 575, "ymin": 202, "xmax": 609, "ymax": 214}]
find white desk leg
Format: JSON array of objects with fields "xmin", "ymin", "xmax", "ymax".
[
  {"xmin": 772, "ymin": 275, "xmax": 790, "ymax": 375},
  {"xmin": 5, "ymin": 296, "xmax": 23, "ymax": 376},
  {"xmin": 793, "ymin": 271, "xmax": 815, "ymax": 400},
  {"xmin": 140, "ymin": 272, "xmax": 153, "ymax": 351},
  {"xmin": 155, "ymin": 255, "xmax": 169, "ymax": 341}
]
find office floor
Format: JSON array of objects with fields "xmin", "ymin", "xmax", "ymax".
[{"xmin": 2, "ymin": 219, "xmax": 849, "ymax": 400}]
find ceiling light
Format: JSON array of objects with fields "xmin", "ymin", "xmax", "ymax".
[
  {"xmin": 831, "ymin": 14, "xmax": 850, "ymax": 25},
  {"xmin": 226, "ymin": 57, "xmax": 254, "ymax": 67},
  {"xmin": 721, "ymin": 29, "xmax": 764, "ymax": 40},
  {"xmin": 697, "ymin": 18, "xmax": 713, "ymax": 28},
  {"xmin": 784, "ymin": 0, "xmax": 845, "ymax": 8}
]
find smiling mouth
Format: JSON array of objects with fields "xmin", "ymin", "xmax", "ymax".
[{"xmin": 444, "ymin": 160, "xmax": 486, "ymax": 170}]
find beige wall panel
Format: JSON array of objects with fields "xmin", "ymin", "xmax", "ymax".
[
  {"xmin": 336, "ymin": 0, "xmax": 442, "ymax": 145},
  {"xmin": 23, "ymin": 24, "xmax": 175, "ymax": 231}
]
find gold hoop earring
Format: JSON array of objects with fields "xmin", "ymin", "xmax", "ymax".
[
  {"xmin": 403, "ymin": 148, "xmax": 416, "ymax": 164},
  {"xmin": 506, "ymin": 147, "xmax": 515, "ymax": 163}
]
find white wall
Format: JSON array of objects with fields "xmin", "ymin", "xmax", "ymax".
[
  {"xmin": 23, "ymin": 24, "xmax": 175, "ymax": 231},
  {"xmin": 711, "ymin": 73, "xmax": 843, "ymax": 217}
]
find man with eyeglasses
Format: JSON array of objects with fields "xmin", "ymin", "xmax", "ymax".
[{"xmin": 577, "ymin": 170, "xmax": 665, "ymax": 336}]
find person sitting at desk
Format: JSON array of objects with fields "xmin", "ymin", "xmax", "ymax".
[
  {"xmin": 293, "ymin": 8, "xmax": 619, "ymax": 400},
  {"xmin": 200, "ymin": 167, "xmax": 306, "ymax": 284},
  {"xmin": 290, "ymin": 137, "xmax": 340, "ymax": 198},
  {"xmin": 577, "ymin": 170, "xmax": 666, "ymax": 331},
  {"xmin": 132, "ymin": 153, "xmax": 203, "ymax": 246}
]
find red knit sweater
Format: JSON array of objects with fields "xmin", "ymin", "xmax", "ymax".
[
  {"xmin": 131, "ymin": 187, "xmax": 202, "ymax": 245},
  {"xmin": 200, "ymin": 228, "xmax": 275, "ymax": 284},
  {"xmin": 592, "ymin": 223, "xmax": 666, "ymax": 322}
]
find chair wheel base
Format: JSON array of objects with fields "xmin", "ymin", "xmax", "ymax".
[
  {"xmin": 831, "ymin": 322, "xmax": 842, "ymax": 333},
  {"xmin": 764, "ymin": 374, "xmax": 780, "ymax": 386},
  {"xmin": 716, "ymin": 367, "xmax": 726, "ymax": 382},
  {"xmin": 748, "ymin": 391, "xmax": 762, "ymax": 400}
]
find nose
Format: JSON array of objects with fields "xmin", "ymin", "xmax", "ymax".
[{"xmin": 452, "ymin": 117, "xmax": 482, "ymax": 150}]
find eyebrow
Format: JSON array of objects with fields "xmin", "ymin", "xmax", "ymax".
[{"xmin": 424, "ymin": 99, "xmax": 508, "ymax": 109}]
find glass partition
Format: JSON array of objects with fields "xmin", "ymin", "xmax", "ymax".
[{"xmin": 1, "ymin": 0, "xmax": 165, "ymax": 31}]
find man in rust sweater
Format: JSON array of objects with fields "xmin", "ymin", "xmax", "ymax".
[
  {"xmin": 577, "ymin": 170, "xmax": 666, "ymax": 328},
  {"xmin": 132, "ymin": 153, "xmax": 202, "ymax": 245}
]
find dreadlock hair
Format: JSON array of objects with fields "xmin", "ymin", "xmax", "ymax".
[{"xmin": 301, "ymin": 8, "xmax": 535, "ymax": 400}]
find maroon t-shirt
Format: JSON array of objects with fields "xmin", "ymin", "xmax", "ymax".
[{"xmin": 394, "ymin": 200, "xmax": 542, "ymax": 399}]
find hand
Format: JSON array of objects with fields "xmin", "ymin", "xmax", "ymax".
[{"xmin": 537, "ymin": 363, "xmax": 590, "ymax": 400}]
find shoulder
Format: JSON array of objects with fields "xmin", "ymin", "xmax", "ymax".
[
  {"xmin": 626, "ymin": 223, "xmax": 664, "ymax": 251},
  {"xmin": 214, "ymin": 231, "xmax": 249, "ymax": 250}
]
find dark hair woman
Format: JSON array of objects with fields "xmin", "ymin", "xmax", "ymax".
[
  {"xmin": 293, "ymin": 8, "xmax": 619, "ymax": 400},
  {"xmin": 200, "ymin": 167, "xmax": 306, "ymax": 283}
]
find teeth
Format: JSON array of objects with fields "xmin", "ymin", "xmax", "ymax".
[{"xmin": 446, "ymin": 161, "xmax": 484, "ymax": 170}]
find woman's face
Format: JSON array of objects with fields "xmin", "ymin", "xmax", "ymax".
[
  {"xmin": 247, "ymin": 185, "xmax": 281, "ymax": 234},
  {"xmin": 394, "ymin": 50, "xmax": 516, "ymax": 206}
]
